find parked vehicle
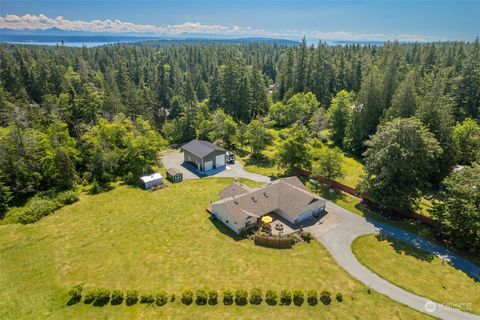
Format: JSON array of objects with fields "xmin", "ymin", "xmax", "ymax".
[{"xmin": 226, "ymin": 151, "xmax": 235, "ymax": 164}]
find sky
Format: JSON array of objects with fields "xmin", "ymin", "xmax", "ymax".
[{"xmin": 1, "ymin": 1, "xmax": 479, "ymax": 42}]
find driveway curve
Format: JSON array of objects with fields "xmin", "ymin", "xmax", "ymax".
[{"xmin": 318, "ymin": 201, "xmax": 480, "ymax": 320}]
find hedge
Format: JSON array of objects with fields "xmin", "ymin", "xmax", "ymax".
[
  {"xmin": 235, "ymin": 289, "xmax": 248, "ymax": 306},
  {"xmin": 156, "ymin": 291, "xmax": 168, "ymax": 306},
  {"xmin": 67, "ymin": 285, "xmax": 83, "ymax": 306},
  {"xmin": 266, "ymin": 289, "xmax": 277, "ymax": 306},
  {"xmin": 208, "ymin": 289, "xmax": 218, "ymax": 305},
  {"xmin": 307, "ymin": 289, "xmax": 318, "ymax": 306},
  {"xmin": 68, "ymin": 287, "xmax": 339, "ymax": 308},
  {"xmin": 320, "ymin": 290, "xmax": 332, "ymax": 305},
  {"xmin": 292, "ymin": 289, "xmax": 304, "ymax": 306},
  {"xmin": 125, "ymin": 290, "xmax": 139, "ymax": 306},
  {"xmin": 280, "ymin": 290, "xmax": 292, "ymax": 306},
  {"xmin": 181, "ymin": 290, "xmax": 194, "ymax": 305},
  {"xmin": 223, "ymin": 289, "xmax": 233, "ymax": 305},
  {"xmin": 249, "ymin": 288, "xmax": 262, "ymax": 305},
  {"xmin": 111, "ymin": 290, "xmax": 124, "ymax": 305},
  {"xmin": 195, "ymin": 289, "xmax": 208, "ymax": 305}
]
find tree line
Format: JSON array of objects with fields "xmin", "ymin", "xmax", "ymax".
[{"xmin": 0, "ymin": 39, "xmax": 479, "ymax": 250}]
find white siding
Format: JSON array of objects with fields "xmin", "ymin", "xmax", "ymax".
[{"xmin": 212, "ymin": 203, "xmax": 241, "ymax": 234}]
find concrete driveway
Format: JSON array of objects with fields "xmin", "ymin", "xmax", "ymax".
[
  {"xmin": 318, "ymin": 201, "xmax": 480, "ymax": 320},
  {"xmin": 161, "ymin": 151, "xmax": 271, "ymax": 183}
]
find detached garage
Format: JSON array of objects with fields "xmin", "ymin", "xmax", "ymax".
[{"xmin": 182, "ymin": 139, "xmax": 227, "ymax": 173}]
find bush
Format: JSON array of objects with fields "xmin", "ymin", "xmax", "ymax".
[
  {"xmin": 13, "ymin": 190, "xmax": 79, "ymax": 224},
  {"xmin": 56, "ymin": 190, "xmax": 79, "ymax": 205},
  {"xmin": 90, "ymin": 179, "xmax": 101, "ymax": 194},
  {"xmin": 300, "ymin": 231, "xmax": 313, "ymax": 242},
  {"xmin": 320, "ymin": 290, "xmax": 332, "ymax": 305},
  {"xmin": 67, "ymin": 285, "xmax": 83, "ymax": 306},
  {"xmin": 249, "ymin": 288, "xmax": 262, "ymax": 305},
  {"xmin": 18, "ymin": 197, "xmax": 60, "ymax": 224},
  {"xmin": 235, "ymin": 289, "xmax": 248, "ymax": 306},
  {"xmin": 336, "ymin": 292, "xmax": 343, "ymax": 302},
  {"xmin": 280, "ymin": 290, "xmax": 292, "ymax": 305},
  {"xmin": 93, "ymin": 288, "xmax": 110, "ymax": 306},
  {"xmin": 195, "ymin": 289, "xmax": 208, "ymax": 305},
  {"xmin": 83, "ymin": 289, "xmax": 96, "ymax": 304},
  {"xmin": 140, "ymin": 292, "xmax": 155, "ymax": 304},
  {"xmin": 223, "ymin": 290, "xmax": 233, "ymax": 305},
  {"xmin": 307, "ymin": 289, "xmax": 318, "ymax": 306},
  {"xmin": 181, "ymin": 290, "xmax": 194, "ymax": 305},
  {"xmin": 292, "ymin": 289, "xmax": 304, "ymax": 306},
  {"xmin": 125, "ymin": 290, "xmax": 139, "ymax": 306},
  {"xmin": 265, "ymin": 289, "xmax": 277, "ymax": 306},
  {"xmin": 208, "ymin": 289, "xmax": 218, "ymax": 305},
  {"xmin": 111, "ymin": 289, "xmax": 124, "ymax": 305},
  {"xmin": 155, "ymin": 290, "xmax": 168, "ymax": 306}
]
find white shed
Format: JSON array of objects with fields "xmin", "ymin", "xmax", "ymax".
[{"xmin": 140, "ymin": 173, "xmax": 163, "ymax": 189}]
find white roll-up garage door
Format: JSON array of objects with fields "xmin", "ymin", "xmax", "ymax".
[
  {"xmin": 216, "ymin": 154, "xmax": 225, "ymax": 167},
  {"xmin": 204, "ymin": 161, "xmax": 213, "ymax": 171}
]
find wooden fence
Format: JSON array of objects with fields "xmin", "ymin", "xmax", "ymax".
[
  {"xmin": 297, "ymin": 169, "xmax": 437, "ymax": 228},
  {"xmin": 297, "ymin": 169, "xmax": 357, "ymax": 196},
  {"xmin": 254, "ymin": 235, "xmax": 294, "ymax": 249}
]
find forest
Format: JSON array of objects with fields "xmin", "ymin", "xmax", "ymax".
[{"xmin": 0, "ymin": 39, "xmax": 479, "ymax": 250}]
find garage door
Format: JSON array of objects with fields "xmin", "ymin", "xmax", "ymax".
[
  {"xmin": 215, "ymin": 154, "xmax": 225, "ymax": 167},
  {"xmin": 297, "ymin": 210, "xmax": 313, "ymax": 223},
  {"xmin": 204, "ymin": 161, "xmax": 213, "ymax": 171}
]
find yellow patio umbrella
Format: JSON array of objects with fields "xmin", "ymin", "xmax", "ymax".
[{"xmin": 261, "ymin": 215, "xmax": 273, "ymax": 223}]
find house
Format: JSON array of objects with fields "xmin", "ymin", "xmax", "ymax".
[
  {"xmin": 166, "ymin": 168, "xmax": 183, "ymax": 183},
  {"xmin": 211, "ymin": 177, "xmax": 327, "ymax": 234},
  {"xmin": 140, "ymin": 173, "xmax": 163, "ymax": 189},
  {"xmin": 182, "ymin": 139, "xmax": 226, "ymax": 173}
]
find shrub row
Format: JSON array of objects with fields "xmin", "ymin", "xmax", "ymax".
[
  {"xmin": 68, "ymin": 286, "xmax": 342, "ymax": 307},
  {"xmin": 14, "ymin": 190, "xmax": 79, "ymax": 224},
  {"xmin": 67, "ymin": 286, "xmax": 170, "ymax": 307},
  {"xmin": 180, "ymin": 288, "xmax": 341, "ymax": 307}
]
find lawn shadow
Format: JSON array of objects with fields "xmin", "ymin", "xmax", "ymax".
[
  {"xmin": 375, "ymin": 234, "xmax": 435, "ymax": 262},
  {"xmin": 209, "ymin": 216, "xmax": 245, "ymax": 241}
]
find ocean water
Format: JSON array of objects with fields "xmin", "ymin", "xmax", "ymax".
[{"xmin": 2, "ymin": 41, "xmax": 131, "ymax": 47}]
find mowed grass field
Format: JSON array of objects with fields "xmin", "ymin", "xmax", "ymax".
[
  {"xmin": 0, "ymin": 178, "xmax": 432, "ymax": 319},
  {"xmin": 352, "ymin": 235, "xmax": 480, "ymax": 315}
]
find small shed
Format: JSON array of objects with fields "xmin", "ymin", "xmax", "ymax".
[
  {"xmin": 166, "ymin": 168, "xmax": 183, "ymax": 183},
  {"xmin": 140, "ymin": 173, "xmax": 163, "ymax": 189}
]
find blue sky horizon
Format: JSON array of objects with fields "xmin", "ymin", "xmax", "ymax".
[{"xmin": 1, "ymin": 1, "xmax": 479, "ymax": 42}]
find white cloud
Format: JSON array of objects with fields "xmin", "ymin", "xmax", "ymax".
[{"xmin": 0, "ymin": 14, "xmax": 435, "ymax": 42}]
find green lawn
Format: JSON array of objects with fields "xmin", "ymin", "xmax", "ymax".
[
  {"xmin": 352, "ymin": 234, "xmax": 480, "ymax": 315},
  {"xmin": 0, "ymin": 178, "xmax": 432, "ymax": 320}
]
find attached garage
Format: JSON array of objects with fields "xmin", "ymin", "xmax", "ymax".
[{"xmin": 182, "ymin": 139, "xmax": 227, "ymax": 173}]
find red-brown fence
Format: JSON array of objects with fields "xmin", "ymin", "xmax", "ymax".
[
  {"xmin": 297, "ymin": 169, "xmax": 437, "ymax": 228},
  {"xmin": 254, "ymin": 235, "xmax": 294, "ymax": 249},
  {"xmin": 297, "ymin": 169, "xmax": 356, "ymax": 196}
]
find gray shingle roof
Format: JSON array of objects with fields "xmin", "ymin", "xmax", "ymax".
[
  {"xmin": 182, "ymin": 139, "xmax": 226, "ymax": 158},
  {"xmin": 214, "ymin": 177, "xmax": 325, "ymax": 225},
  {"xmin": 220, "ymin": 181, "xmax": 252, "ymax": 199}
]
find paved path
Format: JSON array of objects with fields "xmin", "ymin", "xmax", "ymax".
[
  {"xmin": 318, "ymin": 201, "xmax": 480, "ymax": 320},
  {"xmin": 161, "ymin": 151, "xmax": 271, "ymax": 183}
]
